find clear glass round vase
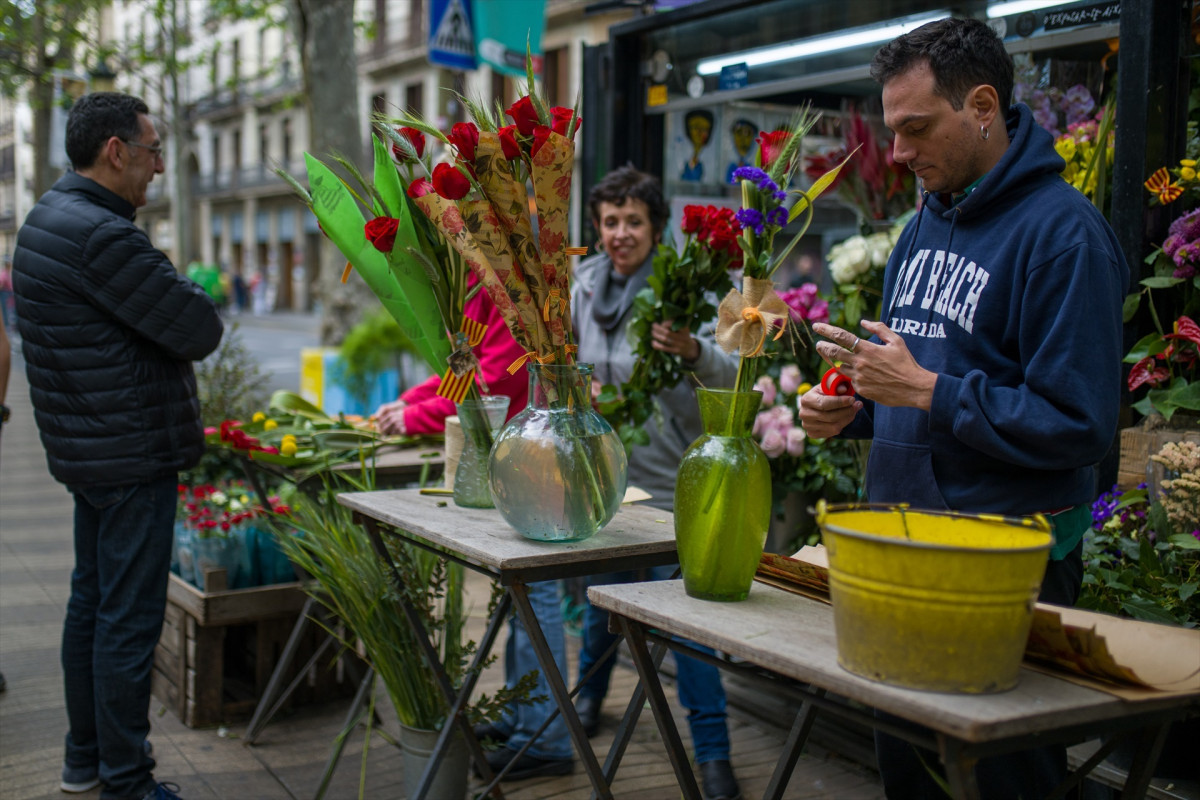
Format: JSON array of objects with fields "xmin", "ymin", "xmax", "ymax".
[
  {"xmin": 452, "ymin": 395, "xmax": 510, "ymax": 508},
  {"xmin": 674, "ymin": 388, "xmax": 772, "ymax": 601},
  {"xmin": 489, "ymin": 363, "xmax": 628, "ymax": 541}
]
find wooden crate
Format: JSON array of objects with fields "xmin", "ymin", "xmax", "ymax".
[
  {"xmin": 152, "ymin": 572, "xmax": 354, "ymax": 728},
  {"xmin": 1117, "ymin": 417, "xmax": 1200, "ymax": 492}
]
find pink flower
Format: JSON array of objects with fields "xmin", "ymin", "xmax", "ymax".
[
  {"xmin": 779, "ymin": 364, "xmax": 802, "ymax": 395},
  {"xmin": 761, "ymin": 427, "xmax": 786, "ymax": 458},
  {"xmin": 779, "ymin": 284, "xmax": 830, "ymax": 325},
  {"xmin": 785, "ymin": 427, "xmax": 806, "ymax": 457},
  {"xmin": 754, "ymin": 375, "xmax": 777, "ymax": 407}
]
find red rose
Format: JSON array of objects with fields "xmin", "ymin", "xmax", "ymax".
[
  {"xmin": 531, "ymin": 125, "xmax": 552, "ymax": 158},
  {"xmin": 392, "ymin": 127, "xmax": 425, "ymax": 162},
  {"xmin": 506, "ymin": 95, "xmax": 540, "ymax": 137},
  {"xmin": 364, "ymin": 216, "xmax": 400, "ymax": 253},
  {"xmin": 549, "ymin": 106, "xmax": 581, "ymax": 137},
  {"xmin": 447, "ymin": 121, "xmax": 480, "ymax": 163},
  {"xmin": 681, "ymin": 205, "xmax": 707, "ymax": 235},
  {"xmin": 757, "ymin": 130, "xmax": 793, "ymax": 170},
  {"xmin": 432, "ymin": 162, "xmax": 471, "ymax": 200},
  {"xmin": 497, "ymin": 125, "xmax": 521, "ymax": 160},
  {"xmin": 406, "ymin": 177, "xmax": 435, "ymax": 198}
]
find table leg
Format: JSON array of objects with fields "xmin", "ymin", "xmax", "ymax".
[
  {"xmin": 595, "ymin": 638, "xmax": 669, "ymax": 798},
  {"xmin": 361, "ymin": 518, "xmax": 508, "ymax": 799},
  {"xmin": 314, "ymin": 667, "xmax": 377, "ymax": 800},
  {"xmin": 940, "ymin": 737, "xmax": 982, "ymax": 800},
  {"xmin": 1119, "ymin": 724, "xmax": 1169, "ymax": 799},
  {"xmin": 243, "ymin": 595, "xmax": 319, "ymax": 744},
  {"xmin": 614, "ymin": 616, "xmax": 703, "ymax": 800},
  {"xmin": 762, "ymin": 688, "xmax": 824, "ymax": 800},
  {"xmin": 509, "ymin": 580, "xmax": 615, "ymax": 800}
]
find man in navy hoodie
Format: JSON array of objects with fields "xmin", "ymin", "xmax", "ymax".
[{"xmin": 798, "ymin": 17, "xmax": 1129, "ymax": 799}]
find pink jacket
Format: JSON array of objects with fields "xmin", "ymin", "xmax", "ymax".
[{"xmin": 400, "ymin": 286, "xmax": 529, "ymax": 435}]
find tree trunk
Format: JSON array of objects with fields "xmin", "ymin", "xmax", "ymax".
[
  {"xmin": 31, "ymin": 13, "xmax": 53, "ymax": 201},
  {"xmin": 291, "ymin": 0, "xmax": 372, "ymax": 345},
  {"xmin": 166, "ymin": 0, "xmax": 192, "ymax": 267}
]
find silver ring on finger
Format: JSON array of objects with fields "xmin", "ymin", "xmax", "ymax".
[{"xmin": 850, "ymin": 336, "xmax": 860, "ymax": 353}]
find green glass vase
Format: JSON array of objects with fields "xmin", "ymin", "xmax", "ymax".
[{"xmin": 674, "ymin": 388, "xmax": 771, "ymax": 601}]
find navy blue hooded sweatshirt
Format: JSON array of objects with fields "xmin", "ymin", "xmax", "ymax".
[{"xmin": 843, "ymin": 103, "xmax": 1129, "ymax": 530}]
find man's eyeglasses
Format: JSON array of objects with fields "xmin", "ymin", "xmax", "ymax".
[{"xmin": 123, "ymin": 140, "xmax": 164, "ymax": 157}]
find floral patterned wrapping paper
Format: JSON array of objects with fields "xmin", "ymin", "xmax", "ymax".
[{"xmin": 413, "ymin": 128, "xmax": 579, "ymax": 364}]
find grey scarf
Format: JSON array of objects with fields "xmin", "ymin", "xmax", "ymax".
[{"xmin": 590, "ymin": 252, "xmax": 655, "ymax": 332}]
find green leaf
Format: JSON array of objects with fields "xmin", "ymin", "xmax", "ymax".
[
  {"xmin": 1140, "ymin": 276, "xmax": 1185, "ymax": 290},
  {"xmin": 372, "ymin": 134, "xmax": 407, "ymax": 219},
  {"xmin": 1169, "ymin": 535, "xmax": 1200, "ymax": 550},
  {"xmin": 1121, "ymin": 292, "xmax": 1141, "ymax": 323},
  {"xmin": 1120, "ymin": 596, "xmax": 1181, "ymax": 625},
  {"xmin": 1123, "ymin": 331, "xmax": 1169, "ymax": 363}
]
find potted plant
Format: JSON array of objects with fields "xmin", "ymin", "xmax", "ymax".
[
  {"xmin": 270, "ymin": 471, "xmax": 528, "ymax": 799},
  {"xmin": 1084, "ymin": 440, "xmax": 1200, "ymax": 778}
]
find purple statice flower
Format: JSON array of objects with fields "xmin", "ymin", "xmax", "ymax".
[
  {"xmin": 767, "ymin": 206, "xmax": 789, "ymax": 227},
  {"xmin": 1174, "ymin": 264, "xmax": 1197, "ymax": 280},
  {"xmin": 736, "ymin": 208, "xmax": 766, "ymax": 235},
  {"xmin": 1191, "ymin": 530, "xmax": 1200, "ymax": 542},
  {"xmin": 1091, "ymin": 485, "xmax": 1122, "ymax": 527},
  {"xmin": 732, "ymin": 166, "xmax": 769, "ymax": 185}
]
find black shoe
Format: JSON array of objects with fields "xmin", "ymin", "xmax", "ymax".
[
  {"xmin": 481, "ymin": 746, "xmax": 573, "ymax": 781},
  {"xmin": 700, "ymin": 759, "xmax": 741, "ymax": 800},
  {"xmin": 574, "ymin": 695, "xmax": 601, "ymax": 738},
  {"xmin": 473, "ymin": 721, "xmax": 509, "ymax": 747}
]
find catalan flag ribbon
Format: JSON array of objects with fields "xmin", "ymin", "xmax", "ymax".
[
  {"xmin": 1145, "ymin": 167, "xmax": 1184, "ymax": 205},
  {"xmin": 436, "ymin": 316, "xmax": 489, "ymax": 404}
]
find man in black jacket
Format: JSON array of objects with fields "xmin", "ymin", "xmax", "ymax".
[{"xmin": 12, "ymin": 93, "xmax": 223, "ymax": 800}]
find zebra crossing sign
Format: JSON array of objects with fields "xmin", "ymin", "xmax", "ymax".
[{"xmin": 428, "ymin": 0, "xmax": 477, "ymax": 71}]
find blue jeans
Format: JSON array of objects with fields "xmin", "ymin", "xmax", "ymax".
[
  {"xmin": 496, "ymin": 579, "xmax": 573, "ymax": 761},
  {"xmin": 63, "ymin": 476, "xmax": 177, "ymax": 800},
  {"xmin": 579, "ymin": 566, "xmax": 731, "ymax": 764}
]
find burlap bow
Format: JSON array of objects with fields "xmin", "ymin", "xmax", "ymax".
[{"xmin": 715, "ymin": 276, "xmax": 789, "ymax": 357}]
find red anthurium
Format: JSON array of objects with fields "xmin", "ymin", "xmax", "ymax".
[
  {"xmin": 406, "ymin": 177, "xmax": 435, "ymax": 198},
  {"xmin": 432, "ymin": 162, "xmax": 471, "ymax": 200},
  {"xmin": 497, "ymin": 125, "xmax": 521, "ymax": 160},
  {"xmin": 364, "ymin": 217, "xmax": 400, "ymax": 253},
  {"xmin": 391, "ymin": 127, "xmax": 425, "ymax": 162},
  {"xmin": 1127, "ymin": 356, "xmax": 1171, "ymax": 391},
  {"xmin": 1165, "ymin": 315, "xmax": 1200, "ymax": 347},
  {"xmin": 549, "ymin": 106, "xmax": 581, "ymax": 137},
  {"xmin": 531, "ymin": 125, "xmax": 553, "ymax": 158},
  {"xmin": 447, "ymin": 121, "xmax": 480, "ymax": 163},
  {"xmin": 506, "ymin": 96, "xmax": 540, "ymax": 137},
  {"xmin": 757, "ymin": 130, "xmax": 793, "ymax": 170}
]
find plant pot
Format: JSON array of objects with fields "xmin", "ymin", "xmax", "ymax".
[
  {"xmin": 674, "ymin": 388, "xmax": 772, "ymax": 601},
  {"xmin": 452, "ymin": 395, "xmax": 510, "ymax": 508},
  {"xmin": 399, "ymin": 723, "xmax": 469, "ymax": 800},
  {"xmin": 489, "ymin": 363, "xmax": 627, "ymax": 542}
]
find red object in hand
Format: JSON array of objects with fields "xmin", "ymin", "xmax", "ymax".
[{"xmin": 821, "ymin": 366, "xmax": 854, "ymax": 396}]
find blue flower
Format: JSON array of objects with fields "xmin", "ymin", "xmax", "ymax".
[
  {"xmin": 732, "ymin": 166, "xmax": 769, "ymax": 184},
  {"xmin": 767, "ymin": 206, "xmax": 789, "ymax": 227},
  {"xmin": 736, "ymin": 208, "xmax": 765, "ymax": 235}
]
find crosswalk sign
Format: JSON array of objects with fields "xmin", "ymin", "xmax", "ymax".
[{"xmin": 428, "ymin": 0, "xmax": 477, "ymax": 71}]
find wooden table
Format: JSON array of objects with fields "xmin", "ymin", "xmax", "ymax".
[
  {"xmin": 329, "ymin": 443, "xmax": 444, "ymax": 486},
  {"xmin": 589, "ymin": 579, "xmax": 1199, "ymax": 800},
  {"xmin": 337, "ymin": 488, "xmax": 681, "ymax": 800}
]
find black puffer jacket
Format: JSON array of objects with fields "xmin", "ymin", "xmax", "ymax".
[{"xmin": 13, "ymin": 172, "xmax": 223, "ymax": 489}]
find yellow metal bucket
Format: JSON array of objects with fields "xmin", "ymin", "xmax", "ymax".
[{"xmin": 816, "ymin": 503, "xmax": 1052, "ymax": 694}]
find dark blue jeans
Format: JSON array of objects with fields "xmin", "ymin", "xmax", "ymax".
[
  {"xmin": 63, "ymin": 476, "xmax": 177, "ymax": 800},
  {"xmin": 579, "ymin": 565, "xmax": 731, "ymax": 764}
]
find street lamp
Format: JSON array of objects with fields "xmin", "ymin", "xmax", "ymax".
[{"xmin": 89, "ymin": 60, "xmax": 117, "ymax": 93}]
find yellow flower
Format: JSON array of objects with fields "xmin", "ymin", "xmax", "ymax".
[
  {"xmin": 252, "ymin": 411, "xmax": 266, "ymax": 422},
  {"xmin": 280, "ymin": 434, "xmax": 298, "ymax": 457},
  {"xmin": 797, "ymin": 382, "xmax": 812, "ymax": 395},
  {"xmin": 1181, "ymin": 166, "xmax": 1196, "ymax": 182},
  {"xmin": 1054, "ymin": 137, "xmax": 1077, "ymax": 163},
  {"xmin": 263, "ymin": 419, "xmax": 278, "ymax": 430},
  {"xmin": 1181, "ymin": 159, "xmax": 1197, "ymax": 168}
]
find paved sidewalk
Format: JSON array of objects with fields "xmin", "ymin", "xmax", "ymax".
[{"xmin": 0, "ymin": 334, "xmax": 883, "ymax": 800}]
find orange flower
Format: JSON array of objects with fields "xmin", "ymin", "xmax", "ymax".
[{"xmin": 1145, "ymin": 167, "xmax": 1184, "ymax": 204}]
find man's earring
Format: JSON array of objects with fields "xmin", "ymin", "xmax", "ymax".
[{"xmin": 980, "ymin": 125, "xmax": 990, "ymax": 141}]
